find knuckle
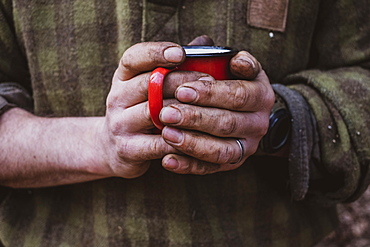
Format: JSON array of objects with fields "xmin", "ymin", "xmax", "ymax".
[
  {"xmin": 245, "ymin": 140, "xmax": 260, "ymax": 157},
  {"xmin": 217, "ymin": 115, "xmax": 238, "ymax": 136},
  {"xmin": 195, "ymin": 161, "xmax": 220, "ymax": 175},
  {"xmin": 116, "ymin": 141, "xmax": 130, "ymax": 161},
  {"xmin": 266, "ymin": 86, "xmax": 276, "ymax": 109},
  {"xmin": 109, "ymin": 117, "xmax": 123, "ymax": 137},
  {"xmin": 256, "ymin": 114, "xmax": 270, "ymax": 137},
  {"xmin": 179, "ymin": 163, "xmax": 192, "ymax": 174},
  {"xmin": 195, "ymin": 167, "xmax": 209, "ymax": 175},
  {"xmin": 106, "ymin": 96, "xmax": 118, "ymax": 112},
  {"xmin": 116, "ymin": 138, "xmax": 149, "ymax": 163},
  {"xmin": 142, "ymin": 102, "xmax": 152, "ymax": 122},
  {"xmin": 182, "ymin": 106, "xmax": 200, "ymax": 127},
  {"xmin": 177, "ymin": 133, "xmax": 200, "ymax": 154},
  {"xmin": 118, "ymin": 52, "xmax": 140, "ymax": 76},
  {"xmin": 120, "ymin": 53, "xmax": 133, "ymax": 71},
  {"xmin": 250, "ymin": 143, "xmax": 259, "ymax": 156},
  {"xmin": 232, "ymin": 83, "xmax": 250, "ymax": 110},
  {"xmin": 216, "ymin": 144, "xmax": 237, "ymax": 164}
]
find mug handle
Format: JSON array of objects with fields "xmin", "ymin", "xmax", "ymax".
[{"xmin": 148, "ymin": 67, "xmax": 175, "ymax": 130}]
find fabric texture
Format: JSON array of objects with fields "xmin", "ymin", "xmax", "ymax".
[
  {"xmin": 0, "ymin": 0, "xmax": 369, "ymax": 246},
  {"xmin": 0, "ymin": 82, "xmax": 33, "ymax": 113},
  {"xmin": 285, "ymin": 67, "xmax": 370, "ymax": 205},
  {"xmin": 247, "ymin": 0, "xmax": 289, "ymax": 32},
  {"xmin": 272, "ymin": 84, "xmax": 318, "ymax": 202},
  {"xmin": 0, "ymin": 97, "xmax": 12, "ymax": 115}
]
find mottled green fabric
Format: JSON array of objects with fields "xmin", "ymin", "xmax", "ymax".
[
  {"xmin": 0, "ymin": 160, "xmax": 339, "ymax": 247},
  {"xmin": 0, "ymin": 0, "xmax": 369, "ymax": 246},
  {"xmin": 285, "ymin": 67, "xmax": 370, "ymax": 205}
]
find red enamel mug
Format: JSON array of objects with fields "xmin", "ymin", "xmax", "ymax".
[{"xmin": 148, "ymin": 45, "xmax": 238, "ymax": 130}]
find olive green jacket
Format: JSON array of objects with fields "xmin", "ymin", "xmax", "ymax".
[{"xmin": 0, "ymin": 0, "xmax": 369, "ymax": 246}]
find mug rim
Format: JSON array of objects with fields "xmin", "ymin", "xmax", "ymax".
[{"xmin": 182, "ymin": 46, "xmax": 238, "ymax": 57}]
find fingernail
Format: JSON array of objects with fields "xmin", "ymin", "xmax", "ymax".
[
  {"xmin": 160, "ymin": 107, "xmax": 182, "ymax": 124},
  {"xmin": 176, "ymin": 87, "xmax": 197, "ymax": 103},
  {"xmin": 198, "ymin": 76, "xmax": 213, "ymax": 81},
  {"xmin": 164, "ymin": 47, "xmax": 184, "ymax": 63},
  {"xmin": 237, "ymin": 57, "xmax": 256, "ymax": 69},
  {"xmin": 164, "ymin": 157, "xmax": 179, "ymax": 169},
  {"xmin": 162, "ymin": 127, "xmax": 183, "ymax": 144}
]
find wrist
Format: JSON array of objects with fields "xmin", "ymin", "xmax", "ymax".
[{"xmin": 88, "ymin": 117, "xmax": 115, "ymax": 177}]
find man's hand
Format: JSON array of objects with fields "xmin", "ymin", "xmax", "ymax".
[
  {"xmin": 159, "ymin": 50, "xmax": 274, "ymax": 174},
  {"xmin": 100, "ymin": 42, "xmax": 186, "ymax": 178},
  {"xmin": 104, "ymin": 39, "xmax": 274, "ymax": 176},
  {"xmin": 0, "ymin": 42, "xmax": 189, "ymax": 187}
]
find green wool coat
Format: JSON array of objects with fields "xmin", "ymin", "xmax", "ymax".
[{"xmin": 0, "ymin": 0, "xmax": 369, "ymax": 246}]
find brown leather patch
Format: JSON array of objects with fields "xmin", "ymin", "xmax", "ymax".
[{"xmin": 247, "ymin": 0, "xmax": 289, "ymax": 32}]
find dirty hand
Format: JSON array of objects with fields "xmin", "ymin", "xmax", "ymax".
[
  {"xmin": 102, "ymin": 39, "xmax": 274, "ymax": 178},
  {"xmin": 160, "ymin": 46, "xmax": 274, "ymax": 174},
  {"xmin": 101, "ymin": 42, "xmax": 187, "ymax": 178}
]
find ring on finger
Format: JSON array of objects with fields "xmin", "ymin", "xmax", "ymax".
[{"xmin": 231, "ymin": 139, "xmax": 245, "ymax": 164}]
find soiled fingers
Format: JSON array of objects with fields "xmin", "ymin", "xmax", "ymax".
[
  {"xmin": 162, "ymin": 127, "xmax": 258, "ymax": 163},
  {"xmin": 160, "ymin": 104, "xmax": 269, "ymax": 137},
  {"xmin": 175, "ymin": 71, "xmax": 274, "ymax": 112},
  {"xmin": 109, "ymin": 71, "xmax": 209, "ymax": 111},
  {"xmin": 161, "ymin": 131, "xmax": 253, "ymax": 175}
]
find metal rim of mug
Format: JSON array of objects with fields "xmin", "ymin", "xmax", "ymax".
[{"xmin": 182, "ymin": 46, "xmax": 238, "ymax": 57}]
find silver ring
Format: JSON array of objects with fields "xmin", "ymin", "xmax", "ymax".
[{"xmin": 231, "ymin": 139, "xmax": 244, "ymax": 164}]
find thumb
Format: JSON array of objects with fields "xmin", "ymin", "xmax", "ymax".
[
  {"xmin": 230, "ymin": 51, "xmax": 262, "ymax": 80},
  {"xmin": 115, "ymin": 42, "xmax": 185, "ymax": 81}
]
